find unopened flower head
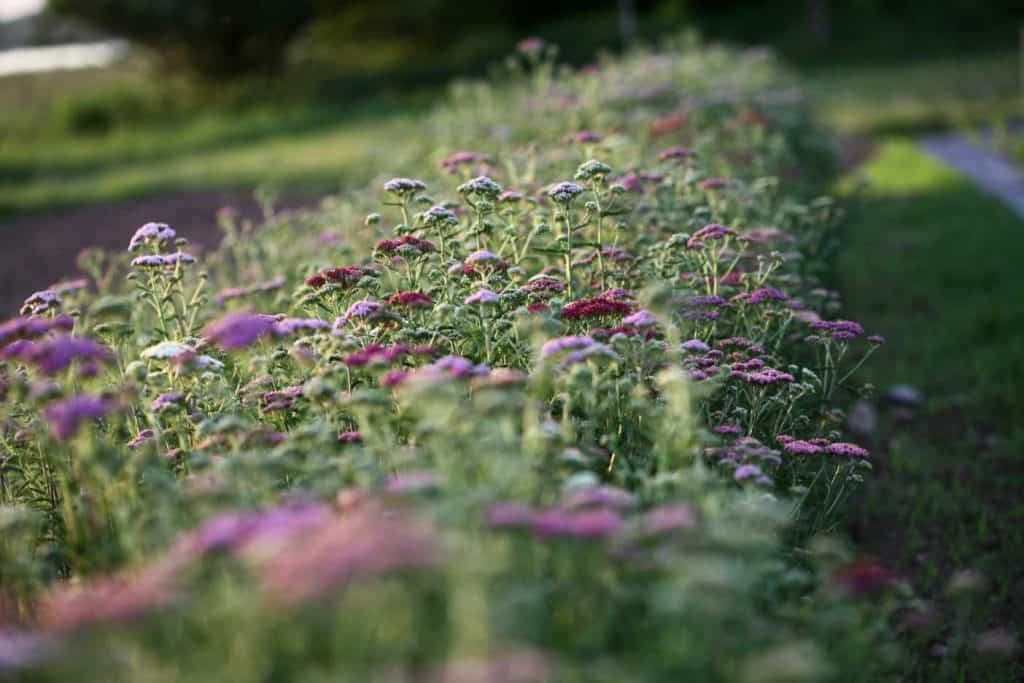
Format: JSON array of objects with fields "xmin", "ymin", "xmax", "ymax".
[
  {"xmin": 458, "ymin": 175, "xmax": 503, "ymax": 199},
  {"xmin": 574, "ymin": 160, "xmax": 613, "ymax": 182}
]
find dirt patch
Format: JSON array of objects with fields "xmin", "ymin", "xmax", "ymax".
[{"xmin": 0, "ymin": 190, "xmax": 317, "ymax": 315}]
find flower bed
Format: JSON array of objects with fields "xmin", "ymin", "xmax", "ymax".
[{"xmin": 0, "ymin": 37, "xmax": 892, "ymax": 680}]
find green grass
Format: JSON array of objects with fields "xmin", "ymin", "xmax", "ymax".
[
  {"xmin": 805, "ymin": 51, "xmax": 1022, "ymax": 135},
  {"xmin": 837, "ymin": 139, "xmax": 1024, "ymax": 681},
  {"xmin": 0, "ymin": 65, "xmax": 435, "ymax": 217}
]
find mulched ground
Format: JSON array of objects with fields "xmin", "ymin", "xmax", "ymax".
[{"xmin": 0, "ymin": 191, "xmax": 316, "ymax": 315}]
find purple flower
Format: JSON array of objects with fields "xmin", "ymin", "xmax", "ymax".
[
  {"xmin": 826, "ymin": 442, "xmax": 870, "ymax": 458},
  {"xmin": 203, "ymin": 312, "xmax": 277, "ymax": 350},
  {"xmin": 747, "ymin": 287, "xmax": 788, "ymax": 304},
  {"xmin": 681, "ymin": 339, "xmax": 710, "ymax": 353},
  {"xmin": 867, "ymin": 334, "xmax": 886, "ymax": 345},
  {"xmin": 541, "ymin": 335, "xmax": 594, "ymax": 358},
  {"xmin": 657, "ymin": 146, "xmax": 697, "ymax": 161},
  {"xmin": 713, "ymin": 424, "xmax": 742, "ymax": 436},
  {"xmin": 128, "ymin": 222, "xmax": 176, "ymax": 251},
  {"xmin": 783, "ymin": 440, "xmax": 823, "ymax": 455},
  {"xmin": 459, "ymin": 175, "xmax": 503, "ymax": 198},
  {"xmin": 422, "ymin": 205, "xmax": 459, "ymax": 227},
  {"xmin": 383, "ymin": 177, "xmax": 426, "ymax": 195},
  {"xmin": 130, "ymin": 255, "xmax": 168, "ymax": 268},
  {"xmin": 531, "ymin": 508, "xmax": 622, "ymax": 539},
  {"xmin": 20, "ymin": 290, "xmax": 60, "ymax": 315},
  {"xmin": 622, "ymin": 310, "xmax": 657, "ymax": 328},
  {"xmin": 547, "ymin": 181, "xmax": 585, "ymax": 203},
  {"xmin": 465, "ymin": 250, "xmax": 501, "ymax": 265},
  {"xmin": 12, "ymin": 336, "xmax": 113, "ymax": 375},
  {"xmin": 346, "ymin": 300, "xmax": 384, "ymax": 319},
  {"xmin": 150, "ymin": 391, "xmax": 185, "ymax": 412},
  {"xmin": 734, "ymin": 464, "xmax": 764, "ymax": 482},
  {"xmin": 42, "ymin": 395, "xmax": 114, "ymax": 440},
  {"xmin": 687, "ymin": 223, "xmax": 737, "ymax": 248},
  {"xmin": 272, "ymin": 317, "xmax": 330, "ymax": 336},
  {"xmin": 465, "ymin": 289, "xmax": 500, "ymax": 306}
]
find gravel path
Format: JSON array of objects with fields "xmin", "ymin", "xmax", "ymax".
[{"xmin": 919, "ymin": 132, "xmax": 1024, "ymax": 218}]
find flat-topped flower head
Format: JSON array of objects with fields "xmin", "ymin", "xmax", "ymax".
[
  {"xmin": 734, "ymin": 464, "xmax": 764, "ymax": 482},
  {"xmin": 11, "ymin": 336, "xmax": 114, "ymax": 375},
  {"xmin": 383, "ymin": 177, "xmax": 426, "ymax": 196},
  {"xmin": 547, "ymin": 181, "xmax": 585, "ymax": 204},
  {"xmin": 128, "ymin": 222, "xmax": 176, "ymax": 251},
  {"xmin": 151, "ymin": 391, "xmax": 185, "ymax": 412},
  {"xmin": 465, "ymin": 250, "xmax": 501, "ymax": 265},
  {"xmin": 20, "ymin": 290, "xmax": 60, "ymax": 316},
  {"xmin": 563, "ymin": 485, "xmax": 637, "ymax": 510},
  {"xmin": 273, "ymin": 317, "xmax": 330, "ymax": 336},
  {"xmin": 421, "ymin": 205, "xmax": 459, "ymax": 228},
  {"xmin": 203, "ymin": 312, "xmax": 277, "ymax": 350},
  {"xmin": 0, "ymin": 315, "xmax": 73, "ymax": 347},
  {"xmin": 388, "ymin": 291, "xmax": 433, "ymax": 308},
  {"xmin": 458, "ymin": 175, "xmax": 503, "ymax": 199},
  {"xmin": 43, "ymin": 395, "xmax": 114, "ymax": 440},
  {"xmin": 465, "ymin": 289, "xmax": 500, "ymax": 306},
  {"xmin": 561, "ymin": 296, "xmax": 631, "ymax": 320},
  {"xmin": 687, "ymin": 223, "xmax": 737, "ymax": 249},
  {"xmin": 623, "ymin": 309, "xmax": 657, "ymax": 328},
  {"xmin": 826, "ymin": 442, "xmax": 870, "ymax": 458},
  {"xmin": 657, "ymin": 146, "xmax": 697, "ymax": 162},
  {"xmin": 373, "ymin": 235, "xmax": 436, "ymax": 256},
  {"xmin": 681, "ymin": 339, "xmax": 710, "ymax": 353},
  {"xmin": 541, "ymin": 335, "xmax": 595, "ymax": 358},
  {"xmin": 783, "ymin": 440, "xmax": 823, "ymax": 455},
  {"xmin": 574, "ymin": 159, "xmax": 613, "ymax": 182}
]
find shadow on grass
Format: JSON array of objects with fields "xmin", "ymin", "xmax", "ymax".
[{"xmin": 837, "ymin": 140, "xmax": 1024, "ymax": 681}]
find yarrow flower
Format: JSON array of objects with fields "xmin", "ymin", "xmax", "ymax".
[
  {"xmin": 272, "ymin": 317, "xmax": 330, "ymax": 336},
  {"xmin": 465, "ymin": 250, "xmax": 501, "ymax": 265},
  {"xmin": 458, "ymin": 175, "xmax": 503, "ymax": 199},
  {"xmin": 657, "ymin": 146, "xmax": 697, "ymax": 162},
  {"xmin": 0, "ymin": 315, "xmax": 74, "ymax": 347},
  {"xmin": 541, "ymin": 335, "xmax": 594, "ymax": 358},
  {"xmin": 421, "ymin": 205, "xmax": 459, "ymax": 228},
  {"xmin": 203, "ymin": 312, "xmax": 277, "ymax": 350},
  {"xmin": 464, "ymin": 289, "xmax": 501, "ymax": 306},
  {"xmin": 20, "ymin": 290, "xmax": 60, "ymax": 316},
  {"xmin": 4, "ymin": 336, "xmax": 113, "ymax": 375},
  {"xmin": 150, "ymin": 391, "xmax": 185, "ymax": 412},
  {"xmin": 373, "ymin": 235, "xmax": 436, "ymax": 256},
  {"xmin": 687, "ymin": 223, "xmax": 738, "ymax": 249},
  {"xmin": 574, "ymin": 159, "xmax": 613, "ymax": 181},
  {"xmin": 387, "ymin": 291, "xmax": 433, "ymax": 308},
  {"xmin": 826, "ymin": 442, "xmax": 870, "ymax": 458},
  {"xmin": 547, "ymin": 181, "xmax": 585, "ymax": 203},
  {"xmin": 681, "ymin": 339, "xmax": 710, "ymax": 353},
  {"xmin": 383, "ymin": 177, "xmax": 426, "ymax": 196},
  {"xmin": 128, "ymin": 222, "xmax": 176, "ymax": 251},
  {"xmin": 43, "ymin": 395, "xmax": 115, "ymax": 440},
  {"xmin": 561, "ymin": 296, "xmax": 632, "ymax": 321},
  {"xmin": 622, "ymin": 310, "xmax": 657, "ymax": 328}
]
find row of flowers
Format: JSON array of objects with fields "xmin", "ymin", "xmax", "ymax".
[{"xmin": 0, "ymin": 37, "xmax": 893, "ymax": 681}]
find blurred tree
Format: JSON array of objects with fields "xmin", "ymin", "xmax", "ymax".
[{"xmin": 48, "ymin": 0, "xmax": 316, "ymax": 77}]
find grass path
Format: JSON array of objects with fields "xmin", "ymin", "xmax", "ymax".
[{"xmin": 838, "ymin": 139, "xmax": 1024, "ymax": 681}]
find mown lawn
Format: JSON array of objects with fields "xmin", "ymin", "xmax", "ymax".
[
  {"xmin": 2, "ymin": 49, "xmax": 1019, "ymax": 219},
  {"xmin": 838, "ymin": 139, "xmax": 1024, "ymax": 681}
]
